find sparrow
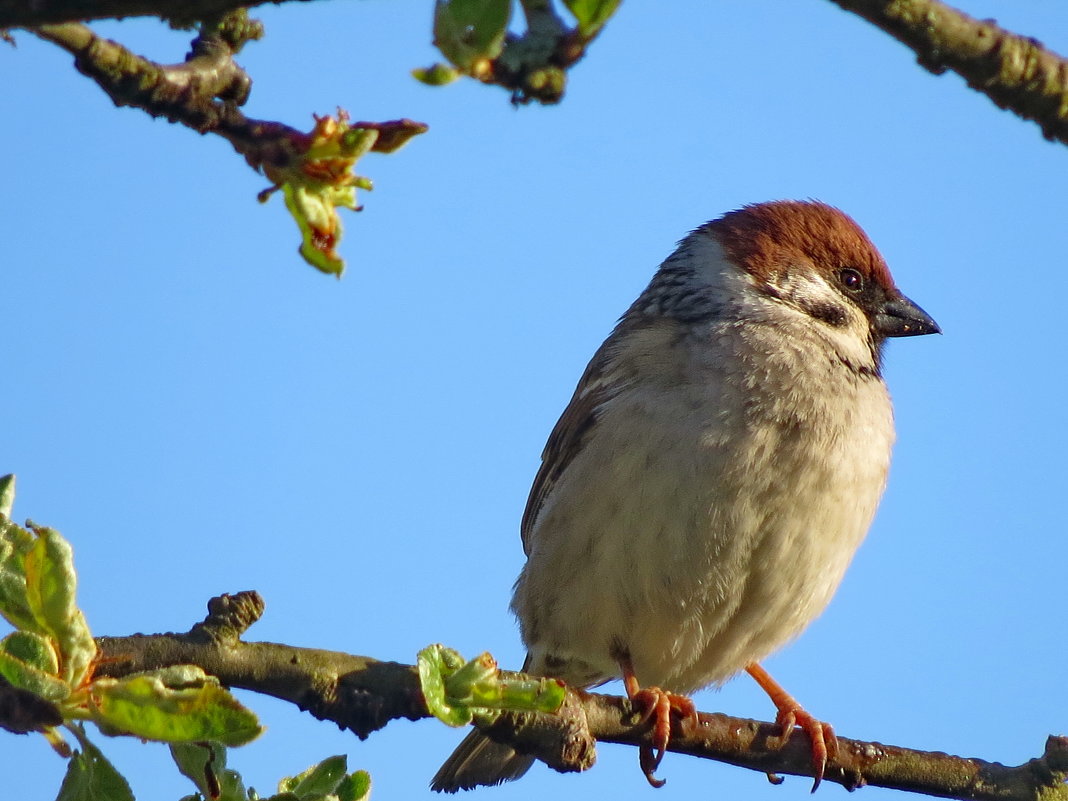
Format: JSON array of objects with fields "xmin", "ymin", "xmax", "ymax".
[{"xmin": 432, "ymin": 200, "xmax": 939, "ymax": 792}]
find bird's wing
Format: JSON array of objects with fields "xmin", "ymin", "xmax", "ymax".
[{"xmin": 520, "ymin": 340, "xmax": 623, "ymax": 554}]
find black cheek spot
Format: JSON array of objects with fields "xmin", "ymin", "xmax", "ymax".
[{"xmin": 803, "ymin": 300, "xmax": 849, "ymax": 327}]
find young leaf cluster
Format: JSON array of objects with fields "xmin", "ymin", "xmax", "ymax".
[
  {"xmin": 257, "ymin": 111, "xmax": 427, "ymax": 277},
  {"xmin": 174, "ymin": 743, "xmax": 372, "ymax": 801},
  {"xmin": 0, "ymin": 475, "xmax": 266, "ymax": 800},
  {"xmin": 414, "ymin": 0, "xmax": 621, "ymax": 103},
  {"xmin": 417, "ymin": 643, "xmax": 566, "ymax": 727}
]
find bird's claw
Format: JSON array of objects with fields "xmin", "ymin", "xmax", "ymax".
[
  {"xmin": 768, "ymin": 705, "xmax": 838, "ymax": 792},
  {"xmin": 629, "ymin": 686, "xmax": 698, "ymax": 788},
  {"xmin": 746, "ymin": 663, "xmax": 838, "ymax": 792}
]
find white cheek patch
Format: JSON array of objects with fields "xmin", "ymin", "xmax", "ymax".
[
  {"xmin": 775, "ymin": 271, "xmax": 855, "ymax": 329},
  {"xmin": 779, "ymin": 269, "xmax": 835, "ymax": 306}
]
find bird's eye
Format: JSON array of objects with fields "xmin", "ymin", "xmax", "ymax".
[{"xmin": 839, "ymin": 268, "xmax": 864, "ymax": 292}]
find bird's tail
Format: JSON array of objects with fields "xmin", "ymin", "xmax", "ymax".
[{"xmin": 430, "ymin": 728, "xmax": 536, "ymax": 793}]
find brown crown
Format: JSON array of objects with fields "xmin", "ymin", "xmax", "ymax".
[{"xmin": 701, "ymin": 200, "xmax": 896, "ymax": 291}]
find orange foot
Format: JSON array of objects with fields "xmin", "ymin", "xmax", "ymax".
[
  {"xmin": 620, "ymin": 656, "xmax": 699, "ymax": 788},
  {"xmin": 746, "ymin": 663, "xmax": 838, "ymax": 792}
]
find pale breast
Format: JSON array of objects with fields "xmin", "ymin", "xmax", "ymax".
[{"xmin": 513, "ymin": 317, "xmax": 895, "ymax": 692}]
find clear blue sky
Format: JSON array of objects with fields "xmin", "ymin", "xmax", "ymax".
[{"xmin": 4, "ymin": 2, "xmax": 1067, "ymax": 799}]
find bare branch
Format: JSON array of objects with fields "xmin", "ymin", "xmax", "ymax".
[
  {"xmin": 31, "ymin": 17, "xmax": 305, "ymax": 174},
  {"xmin": 30, "ymin": 18, "xmax": 426, "ymax": 188},
  {"xmin": 77, "ymin": 592, "xmax": 1068, "ymax": 801},
  {"xmin": 829, "ymin": 0, "xmax": 1068, "ymax": 145},
  {"xmin": 0, "ymin": 0, "xmax": 317, "ymax": 29}
]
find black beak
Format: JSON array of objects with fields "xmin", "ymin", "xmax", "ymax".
[{"xmin": 874, "ymin": 293, "xmax": 940, "ymax": 338}]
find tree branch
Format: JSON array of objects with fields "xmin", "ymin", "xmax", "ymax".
[
  {"xmin": 29, "ymin": 17, "xmax": 426, "ymax": 190},
  {"xmin": 829, "ymin": 0, "xmax": 1068, "ymax": 145},
  {"xmin": 0, "ymin": 0, "xmax": 317, "ymax": 29},
  {"xmin": 95, "ymin": 592, "xmax": 428, "ymax": 739},
  {"xmin": 32, "ymin": 17, "xmax": 378, "ymax": 172},
  {"xmin": 24, "ymin": 12, "xmax": 425, "ymax": 275},
  {"xmin": 74, "ymin": 592, "xmax": 1068, "ymax": 800},
  {"xmin": 30, "ymin": 17, "xmax": 299, "ymax": 167}
]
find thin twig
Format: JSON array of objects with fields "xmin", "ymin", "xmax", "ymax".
[
  {"xmin": 829, "ymin": 0, "xmax": 1068, "ymax": 145},
  {"xmin": 1, "ymin": 0, "xmax": 313, "ymax": 29},
  {"xmin": 31, "ymin": 20, "xmax": 424, "ymax": 174}
]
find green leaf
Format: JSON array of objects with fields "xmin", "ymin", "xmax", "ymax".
[
  {"xmin": 56, "ymin": 730, "xmax": 135, "ymax": 801},
  {"xmin": 417, "ymin": 644, "xmax": 474, "ymax": 726},
  {"xmin": 0, "ymin": 516, "xmax": 37, "ymax": 632},
  {"xmin": 140, "ymin": 663, "xmax": 216, "ymax": 687},
  {"xmin": 59, "ymin": 610, "xmax": 95, "ymax": 689},
  {"xmin": 450, "ymin": 652, "xmax": 565, "ymax": 714},
  {"xmin": 278, "ymin": 754, "xmax": 348, "ymax": 797},
  {"xmin": 495, "ymin": 672, "xmax": 566, "ymax": 713},
  {"xmin": 1, "ymin": 629, "xmax": 60, "ymax": 674},
  {"xmin": 0, "ymin": 474, "xmax": 14, "ymax": 519},
  {"xmin": 89, "ymin": 668, "xmax": 262, "ymax": 745},
  {"xmin": 171, "ymin": 742, "xmax": 249, "ymax": 801},
  {"xmin": 443, "ymin": 651, "xmax": 499, "ymax": 707},
  {"xmin": 433, "ymin": 0, "xmax": 511, "ymax": 71},
  {"xmin": 411, "ymin": 63, "xmax": 461, "ymax": 86},
  {"xmin": 170, "ymin": 741, "xmax": 219, "ymax": 794},
  {"xmin": 23, "ymin": 527, "xmax": 76, "ymax": 636},
  {"xmin": 281, "ymin": 181, "xmax": 358, "ymax": 276},
  {"xmin": 562, "ymin": 0, "xmax": 620, "ymax": 37},
  {"xmin": 418, "ymin": 645, "xmax": 566, "ymax": 728},
  {"xmin": 23, "ymin": 525, "xmax": 97, "ymax": 686},
  {"xmin": 336, "ymin": 770, "xmax": 371, "ymax": 801},
  {"xmin": 0, "ymin": 643, "xmax": 69, "ymax": 702}
]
